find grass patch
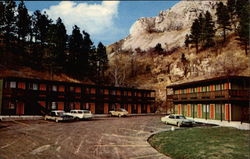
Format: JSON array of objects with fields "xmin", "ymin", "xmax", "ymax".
[{"xmin": 148, "ymin": 127, "xmax": 250, "ymax": 159}]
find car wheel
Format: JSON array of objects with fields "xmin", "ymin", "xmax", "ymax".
[
  {"xmin": 56, "ymin": 119, "xmax": 59, "ymax": 123},
  {"xmin": 177, "ymin": 122, "xmax": 181, "ymax": 127},
  {"xmin": 118, "ymin": 114, "xmax": 121, "ymax": 117},
  {"xmin": 165, "ymin": 122, "xmax": 168, "ymax": 125},
  {"xmin": 44, "ymin": 117, "xmax": 47, "ymax": 120}
]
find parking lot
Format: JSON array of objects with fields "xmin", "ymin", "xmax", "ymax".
[{"xmin": 0, "ymin": 115, "xmax": 172, "ymax": 159}]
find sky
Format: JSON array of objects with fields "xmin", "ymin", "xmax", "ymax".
[{"xmin": 24, "ymin": 1, "xmax": 179, "ymax": 46}]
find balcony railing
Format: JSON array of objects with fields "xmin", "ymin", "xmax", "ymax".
[{"xmin": 169, "ymin": 90, "xmax": 249, "ymax": 101}]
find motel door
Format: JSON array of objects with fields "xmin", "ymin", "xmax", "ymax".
[{"xmin": 95, "ymin": 103, "xmax": 104, "ymax": 114}]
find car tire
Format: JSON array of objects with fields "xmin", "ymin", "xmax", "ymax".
[
  {"xmin": 44, "ymin": 117, "xmax": 47, "ymax": 120},
  {"xmin": 56, "ymin": 119, "xmax": 59, "ymax": 123},
  {"xmin": 118, "ymin": 114, "xmax": 121, "ymax": 118},
  {"xmin": 166, "ymin": 122, "xmax": 168, "ymax": 125}
]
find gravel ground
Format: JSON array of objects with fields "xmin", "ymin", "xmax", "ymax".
[{"xmin": 0, "ymin": 115, "xmax": 173, "ymax": 159}]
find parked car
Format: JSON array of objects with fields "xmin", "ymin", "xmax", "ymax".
[
  {"xmin": 109, "ymin": 108, "xmax": 128, "ymax": 117},
  {"xmin": 161, "ymin": 114, "xmax": 194, "ymax": 127},
  {"xmin": 65, "ymin": 110, "xmax": 93, "ymax": 120},
  {"xmin": 44, "ymin": 110, "xmax": 74, "ymax": 122}
]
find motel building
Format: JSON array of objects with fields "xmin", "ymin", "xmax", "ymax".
[
  {"xmin": 0, "ymin": 77, "xmax": 156, "ymax": 116},
  {"xmin": 166, "ymin": 76, "xmax": 250, "ymax": 123}
]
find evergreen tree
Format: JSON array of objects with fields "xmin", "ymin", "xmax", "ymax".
[
  {"xmin": 3, "ymin": 0, "xmax": 16, "ymax": 43},
  {"xmin": 16, "ymin": 0, "xmax": 31, "ymax": 41},
  {"xmin": 227, "ymin": 0, "xmax": 236, "ymax": 30},
  {"xmin": 198, "ymin": 13, "xmax": 206, "ymax": 46},
  {"xmin": 235, "ymin": 0, "xmax": 248, "ymax": 17},
  {"xmin": 190, "ymin": 18, "xmax": 201, "ymax": 53},
  {"xmin": 204, "ymin": 11, "xmax": 215, "ymax": 48},
  {"xmin": 216, "ymin": 2, "xmax": 231, "ymax": 43},
  {"xmin": 67, "ymin": 25, "xmax": 85, "ymax": 78},
  {"xmin": 184, "ymin": 34, "xmax": 190, "ymax": 49},
  {"xmin": 154, "ymin": 43, "xmax": 163, "ymax": 53},
  {"xmin": 33, "ymin": 10, "xmax": 52, "ymax": 44},
  {"xmin": 236, "ymin": 4, "xmax": 250, "ymax": 55},
  {"xmin": 97, "ymin": 42, "xmax": 108, "ymax": 80},
  {"xmin": 0, "ymin": 2, "xmax": 5, "ymax": 35}
]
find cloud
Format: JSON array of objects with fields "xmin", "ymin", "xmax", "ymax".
[{"xmin": 43, "ymin": 1, "xmax": 120, "ymax": 38}]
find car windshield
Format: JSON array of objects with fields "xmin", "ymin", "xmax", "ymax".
[
  {"xmin": 119, "ymin": 108, "xmax": 126, "ymax": 112},
  {"xmin": 176, "ymin": 115, "xmax": 186, "ymax": 119},
  {"xmin": 57, "ymin": 112, "xmax": 64, "ymax": 116}
]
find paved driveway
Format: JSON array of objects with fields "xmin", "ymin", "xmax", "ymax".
[{"xmin": 0, "ymin": 116, "xmax": 172, "ymax": 159}]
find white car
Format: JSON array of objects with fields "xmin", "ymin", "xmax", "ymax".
[
  {"xmin": 161, "ymin": 114, "xmax": 194, "ymax": 127},
  {"xmin": 65, "ymin": 110, "xmax": 93, "ymax": 120},
  {"xmin": 44, "ymin": 110, "xmax": 74, "ymax": 122},
  {"xmin": 109, "ymin": 108, "xmax": 128, "ymax": 117}
]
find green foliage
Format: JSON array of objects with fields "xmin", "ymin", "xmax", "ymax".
[
  {"xmin": 216, "ymin": 2, "xmax": 231, "ymax": 43},
  {"xmin": 3, "ymin": 0, "xmax": 16, "ymax": 43},
  {"xmin": 16, "ymin": 0, "xmax": 31, "ymax": 41},
  {"xmin": 189, "ymin": 19, "xmax": 201, "ymax": 53},
  {"xmin": 154, "ymin": 43, "xmax": 163, "ymax": 53},
  {"xmin": 236, "ymin": 4, "xmax": 250, "ymax": 55},
  {"xmin": 203, "ymin": 11, "xmax": 215, "ymax": 48}
]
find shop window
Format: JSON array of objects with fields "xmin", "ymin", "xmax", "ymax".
[{"xmin": 10, "ymin": 81, "xmax": 16, "ymax": 88}]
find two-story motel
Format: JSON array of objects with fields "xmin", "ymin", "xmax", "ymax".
[
  {"xmin": 166, "ymin": 76, "xmax": 249, "ymax": 122},
  {"xmin": 0, "ymin": 77, "xmax": 155, "ymax": 115}
]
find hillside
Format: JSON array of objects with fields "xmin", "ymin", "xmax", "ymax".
[
  {"xmin": 106, "ymin": 0, "xmax": 249, "ymax": 111},
  {"xmin": 107, "ymin": 35, "xmax": 249, "ymax": 110}
]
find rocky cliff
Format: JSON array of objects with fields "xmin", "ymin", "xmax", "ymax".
[{"xmin": 110, "ymin": 0, "xmax": 222, "ymax": 52}]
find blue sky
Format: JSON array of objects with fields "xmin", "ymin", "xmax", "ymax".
[{"xmin": 24, "ymin": 1, "xmax": 179, "ymax": 46}]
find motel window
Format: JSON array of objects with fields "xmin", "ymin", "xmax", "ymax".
[
  {"xmin": 216, "ymin": 104, "xmax": 221, "ymax": 113},
  {"xmin": 194, "ymin": 87, "xmax": 197, "ymax": 93},
  {"xmin": 215, "ymin": 84, "xmax": 221, "ymax": 91},
  {"xmin": 203, "ymin": 104, "xmax": 206, "ymax": 113},
  {"xmin": 70, "ymin": 86, "xmax": 75, "ymax": 92},
  {"xmin": 207, "ymin": 105, "xmax": 209, "ymax": 113},
  {"xmin": 52, "ymin": 102, "xmax": 57, "ymax": 110},
  {"xmin": 207, "ymin": 86, "xmax": 210, "ymax": 92},
  {"xmin": 52, "ymin": 85, "xmax": 57, "ymax": 91},
  {"xmin": 174, "ymin": 90, "xmax": 178, "ymax": 95},
  {"xmin": 33, "ymin": 83, "xmax": 38, "ymax": 90},
  {"xmin": 10, "ymin": 81, "xmax": 16, "ymax": 88},
  {"xmin": 202, "ymin": 86, "xmax": 206, "ymax": 92},
  {"xmin": 123, "ymin": 91, "xmax": 127, "ymax": 96},
  {"xmin": 181, "ymin": 89, "xmax": 184, "ymax": 94},
  {"xmin": 221, "ymin": 84, "xmax": 224, "ymax": 90},
  {"xmin": 112, "ymin": 90, "xmax": 116, "ymax": 95}
]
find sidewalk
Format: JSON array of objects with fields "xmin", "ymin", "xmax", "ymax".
[{"xmin": 187, "ymin": 117, "xmax": 250, "ymax": 130}]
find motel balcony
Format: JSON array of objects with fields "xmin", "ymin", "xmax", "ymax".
[{"xmin": 167, "ymin": 90, "xmax": 249, "ymax": 102}]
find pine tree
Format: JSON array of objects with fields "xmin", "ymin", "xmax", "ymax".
[
  {"xmin": 236, "ymin": 4, "xmax": 250, "ymax": 55},
  {"xmin": 67, "ymin": 25, "xmax": 86, "ymax": 78},
  {"xmin": 33, "ymin": 10, "xmax": 52, "ymax": 44},
  {"xmin": 0, "ymin": 2, "xmax": 5, "ymax": 35},
  {"xmin": 198, "ymin": 13, "xmax": 206, "ymax": 46},
  {"xmin": 204, "ymin": 11, "xmax": 215, "ymax": 48},
  {"xmin": 184, "ymin": 34, "xmax": 190, "ymax": 49},
  {"xmin": 154, "ymin": 43, "xmax": 163, "ymax": 53},
  {"xmin": 3, "ymin": 0, "xmax": 16, "ymax": 43},
  {"xmin": 97, "ymin": 42, "xmax": 108, "ymax": 80},
  {"xmin": 190, "ymin": 18, "xmax": 201, "ymax": 53},
  {"xmin": 227, "ymin": 0, "xmax": 236, "ymax": 30},
  {"xmin": 16, "ymin": 0, "xmax": 31, "ymax": 41},
  {"xmin": 216, "ymin": 2, "xmax": 231, "ymax": 43}
]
